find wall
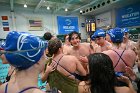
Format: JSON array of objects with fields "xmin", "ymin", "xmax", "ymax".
[
  {"xmin": 0, "ymin": 5, "xmax": 88, "ymax": 39},
  {"xmin": 94, "ymin": 9, "xmax": 116, "ymax": 29}
]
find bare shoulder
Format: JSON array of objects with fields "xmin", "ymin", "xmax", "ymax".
[
  {"xmin": 102, "ymin": 50, "xmax": 113, "ymax": 55},
  {"xmin": 115, "ymin": 86, "xmax": 134, "ymax": 93},
  {"xmin": 125, "ymin": 49, "xmax": 135, "ymax": 54},
  {"xmin": 124, "ymin": 49, "xmax": 136, "ymax": 57},
  {"xmin": 64, "ymin": 55, "xmax": 78, "ymax": 61},
  {"xmin": 81, "ymin": 43, "xmax": 90, "ymax": 47}
]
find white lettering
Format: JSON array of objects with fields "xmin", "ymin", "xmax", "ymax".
[
  {"xmin": 63, "ymin": 26, "xmax": 75, "ymax": 29},
  {"xmin": 121, "ymin": 12, "xmax": 139, "ymax": 19}
]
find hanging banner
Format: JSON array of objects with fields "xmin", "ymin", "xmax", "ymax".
[
  {"xmin": 57, "ymin": 16, "xmax": 79, "ymax": 34},
  {"xmin": 116, "ymin": 3, "xmax": 140, "ymax": 27}
]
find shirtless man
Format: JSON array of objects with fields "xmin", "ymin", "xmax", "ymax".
[
  {"xmin": 93, "ymin": 29, "xmax": 112, "ymax": 52},
  {"xmin": 121, "ymin": 28, "xmax": 136, "ymax": 50},
  {"xmin": 90, "ymin": 34, "xmax": 101, "ymax": 53},
  {"xmin": 67, "ymin": 31, "xmax": 94, "ymax": 71},
  {"xmin": 103, "ymin": 27, "xmax": 137, "ymax": 73}
]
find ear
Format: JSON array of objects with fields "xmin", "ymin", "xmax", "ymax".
[{"xmin": 59, "ymin": 47, "xmax": 63, "ymax": 52}]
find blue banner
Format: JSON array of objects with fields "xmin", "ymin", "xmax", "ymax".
[
  {"xmin": 116, "ymin": 3, "xmax": 140, "ymax": 27},
  {"xmin": 57, "ymin": 16, "xmax": 79, "ymax": 34}
]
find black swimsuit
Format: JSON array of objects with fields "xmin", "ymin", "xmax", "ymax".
[{"xmin": 112, "ymin": 49, "xmax": 129, "ymax": 69}]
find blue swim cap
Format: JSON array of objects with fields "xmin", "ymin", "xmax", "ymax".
[
  {"xmin": 122, "ymin": 28, "xmax": 129, "ymax": 33},
  {"xmin": 109, "ymin": 27, "xmax": 124, "ymax": 43},
  {"xmin": 94, "ymin": 29, "xmax": 105, "ymax": 38},
  {"xmin": 106, "ymin": 29, "xmax": 113, "ymax": 35},
  {"xmin": 3, "ymin": 31, "xmax": 48, "ymax": 70},
  {"xmin": 91, "ymin": 34, "xmax": 96, "ymax": 41}
]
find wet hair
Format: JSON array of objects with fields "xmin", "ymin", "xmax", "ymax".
[
  {"xmin": 43, "ymin": 32, "xmax": 53, "ymax": 40},
  {"xmin": 48, "ymin": 38, "xmax": 62, "ymax": 56},
  {"xmin": 68, "ymin": 31, "xmax": 81, "ymax": 42},
  {"xmin": 64, "ymin": 34, "xmax": 69, "ymax": 40},
  {"xmin": 87, "ymin": 53, "xmax": 116, "ymax": 93}
]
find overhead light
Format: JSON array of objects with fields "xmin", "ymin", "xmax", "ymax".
[
  {"xmin": 90, "ymin": 8, "xmax": 92, "ymax": 11},
  {"xmin": 107, "ymin": 0, "xmax": 110, "ymax": 4},
  {"xmin": 80, "ymin": 10, "xmax": 83, "ymax": 13},
  {"xmin": 24, "ymin": 4, "xmax": 27, "ymax": 8},
  {"xmin": 93, "ymin": 6, "xmax": 96, "ymax": 9},
  {"xmin": 44, "ymin": 0, "xmax": 45, "ymax": 2},
  {"xmin": 65, "ymin": 8, "xmax": 68, "ymax": 12},
  {"xmin": 47, "ymin": 6, "xmax": 50, "ymax": 10}
]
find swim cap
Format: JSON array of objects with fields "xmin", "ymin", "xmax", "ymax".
[
  {"xmin": 109, "ymin": 27, "xmax": 124, "ymax": 43},
  {"xmin": 91, "ymin": 34, "xmax": 96, "ymax": 41},
  {"xmin": 94, "ymin": 29, "xmax": 105, "ymax": 38},
  {"xmin": 106, "ymin": 29, "xmax": 113, "ymax": 35},
  {"xmin": 122, "ymin": 28, "xmax": 129, "ymax": 33},
  {"xmin": 3, "ymin": 31, "xmax": 47, "ymax": 70}
]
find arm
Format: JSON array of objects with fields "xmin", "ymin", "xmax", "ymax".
[
  {"xmin": 125, "ymin": 66, "xmax": 140, "ymax": 82},
  {"xmin": 117, "ymin": 76, "xmax": 137, "ymax": 93},
  {"xmin": 75, "ymin": 57, "xmax": 87, "ymax": 76}
]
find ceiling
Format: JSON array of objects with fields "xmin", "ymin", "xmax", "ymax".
[{"xmin": 0, "ymin": 0, "xmax": 139, "ymax": 15}]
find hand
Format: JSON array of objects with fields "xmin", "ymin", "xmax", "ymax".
[
  {"xmin": 45, "ymin": 62, "xmax": 56, "ymax": 73},
  {"xmin": 125, "ymin": 66, "xmax": 136, "ymax": 81},
  {"xmin": 79, "ymin": 56, "xmax": 88, "ymax": 63},
  {"xmin": 117, "ymin": 75, "xmax": 131, "ymax": 85},
  {"xmin": 58, "ymin": 90, "xmax": 62, "ymax": 93}
]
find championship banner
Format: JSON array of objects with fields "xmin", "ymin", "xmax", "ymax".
[
  {"xmin": 57, "ymin": 16, "xmax": 79, "ymax": 34},
  {"xmin": 116, "ymin": 3, "xmax": 140, "ymax": 27}
]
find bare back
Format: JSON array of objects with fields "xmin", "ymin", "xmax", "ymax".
[
  {"xmin": 103, "ymin": 49, "xmax": 136, "ymax": 72},
  {"xmin": 0, "ymin": 81, "xmax": 44, "ymax": 93},
  {"xmin": 52, "ymin": 55, "xmax": 86, "ymax": 80}
]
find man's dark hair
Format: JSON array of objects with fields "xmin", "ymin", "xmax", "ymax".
[
  {"xmin": 68, "ymin": 31, "xmax": 81, "ymax": 42},
  {"xmin": 64, "ymin": 34, "xmax": 69, "ymax": 40},
  {"xmin": 43, "ymin": 32, "xmax": 53, "ymax": 40}
]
